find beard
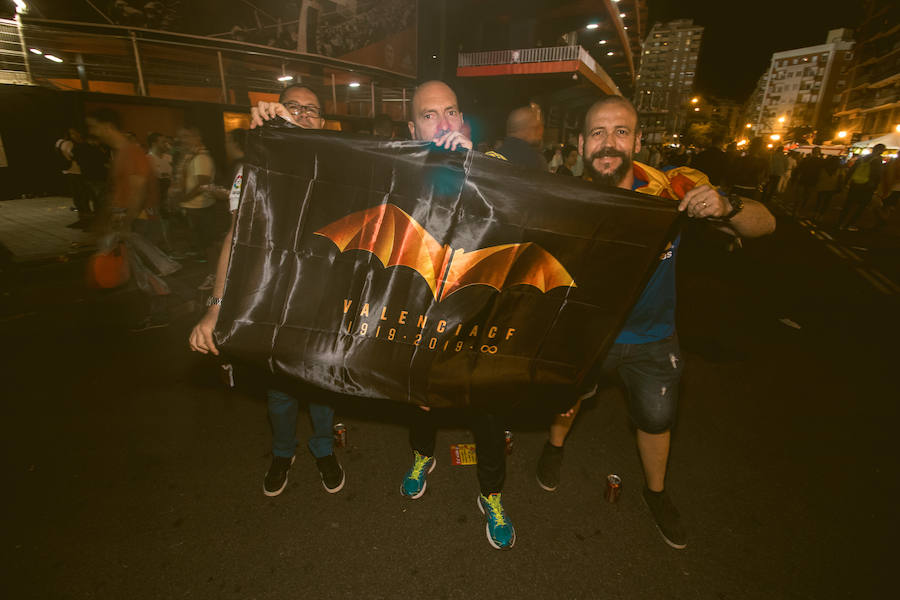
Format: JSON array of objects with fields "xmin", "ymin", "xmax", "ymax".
[{"xmin": 584, "ymin": 147, "xmax": 633, "ymax": 188}]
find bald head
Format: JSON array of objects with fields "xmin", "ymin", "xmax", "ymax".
[
  {"xmin": 408, "ymin": 80, "xmax": 464, "ymax": 141},
  {"xmin": 582, "ymin": 96, "xmax": 638, "ymax": 139},
  {"xmin": 506, "ymin": 106, "xmax": 544, "ymax": 146}
]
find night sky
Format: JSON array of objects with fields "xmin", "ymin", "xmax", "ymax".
[
  {"xmin": 648, "ymin": 0, "xmax": 862, "ymax": 101},
  {"xmin": 5, "ymin": 0, "xmax": 866, "ymax": 104}
]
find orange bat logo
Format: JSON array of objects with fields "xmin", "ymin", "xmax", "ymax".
[{"xmin": 314, "ymin": 203, "xmax": 577, "ymax": 301}]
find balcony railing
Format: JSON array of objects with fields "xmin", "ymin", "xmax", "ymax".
[
  {"xmin": 458, "ymin": 45, "xmax": 582, "ymax": 67},
  {"xmin": 457, "ymin": 45, "xmax": 620, "ymax": 95},
  {"xmin": 4, "ymin": 17, "xmax": 416, "ymax": 121}
]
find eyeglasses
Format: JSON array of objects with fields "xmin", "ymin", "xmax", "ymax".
[{"xmin": 283, "ymin": 102, "xmax": 323, "ymax": 118}]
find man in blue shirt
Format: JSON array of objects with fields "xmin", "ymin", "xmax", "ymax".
[{"xmin": 536, "ymin": 96, "xmax": 775, "ymax": 549}]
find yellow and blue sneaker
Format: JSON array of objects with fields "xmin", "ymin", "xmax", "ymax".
[
  {"xmin": 400, "ymin": 451, "xmax": 435, "ymax": 499},
  {"xmin": 477, "ymin": 493, "xmax": 516, "ymax": 550}
]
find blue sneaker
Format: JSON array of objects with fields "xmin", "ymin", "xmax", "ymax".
[
  {"xmin": 400, "ymin": 451, "xmax": 435, "ymax": 499},
  {"xmin": 477, "ymin": 493, "xmax": 516, "ymax": 550}
]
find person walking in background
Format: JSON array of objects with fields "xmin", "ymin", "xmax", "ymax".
[
  {"xmin": 813, "ymin": 156, "xmax": 843, "ymax": 225},
  {"xmin": 690, "ymin": 135, "xmax": 727, "ymax": 186},
  {"xmin": 792, "ymin": 147, "xmax": 824, "ymax": 218},
  {"xmin": 85, "ymin": 108, "xmax": 179, "ymax": 332},
  {"xmin": 147, "ymin": 132, "xmax": 174, "ymax": 250},
  {"xmin": 554, "ymin": 145, "xmax": 579, "ymax": 176},
  {"xmin": 492, "ymin": 104, "xmax": 547, "ymax": 172},
  {"xmin": 838, "ymin": 144, "xmax": 886, "ymax": 231},
  {"xmin": 725, "ymin": 137, "xmax": 767, "ymax": 201},
  {"xmin": 56, "ymin": 128, "xmax": 91, "ymax": 229},
  {"xmin": 173, "ymin": 126, "xmax": 219, "ymax": 289},
  {"xmin": 762, "ymin": 145, "xmax": 788, "ymax": 204},
  {"xmin": 874, "ymin": 154, "xmax": 900, "ymax": 229}
]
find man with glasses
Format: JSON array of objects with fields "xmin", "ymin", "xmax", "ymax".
[{"xmin": 189, "ymin": 84, "xmax": 344, "ymax": 498}]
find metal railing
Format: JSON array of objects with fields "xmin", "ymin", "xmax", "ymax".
[
  {"xmin": 5, "ymin": 18, "xmax": 416, "ymax": 120},
  {"xmin": 458, "ymin": 45, "xmax": 581, "ymax": 67},
  {"xmin": 0, "ymin": 18, "xmax": 28, "ymax": 84}
]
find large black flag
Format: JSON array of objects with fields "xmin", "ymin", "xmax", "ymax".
[{"xmin": 214, "ymin": 126, "xmax": 679, "ymax": 409}]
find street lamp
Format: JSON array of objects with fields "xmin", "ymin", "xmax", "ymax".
[
  {"xmin": 770, "ymin": 134, "xmax": 781, "ymax": 141},
  {"xmin": 586, "ymin": 23, "xmax": 599, "ymax": 30},
  {"xmin": 691, "ymin": 97, "xmax": 699, "ymax": 104},
  {"xmin": 745, "ymin": 123, "xmax": 752, "ymax": 129},
  {"xmin": 778, "ymin": 116, "xmax": 786, "ymax": 124},
  {"xmin": 837, "ymin": 131, "xmax": 847, "ymax": 139}
]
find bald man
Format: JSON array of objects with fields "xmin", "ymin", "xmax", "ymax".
[
  {"xmin": 400, "ymin": 80, "xmax": 515, "ymax": 551},
  {"xmin": 536, "ymin": 95, "xmax": 774, "ymax": 550},
  {"xmin": 492, "ymin": 104, "xmax": 548, "ymax": 171}
]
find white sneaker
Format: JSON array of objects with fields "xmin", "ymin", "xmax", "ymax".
[{"xmin": 197, "ymin": 274, "xmax": 216, "ymax": 291}]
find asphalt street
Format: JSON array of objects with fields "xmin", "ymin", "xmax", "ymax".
[{"xmin": 1, "ymin": 209, "xmax": 898, "ymax": 599}]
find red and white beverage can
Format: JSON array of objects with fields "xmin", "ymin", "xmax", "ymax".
[
  {"xmin": 333, "ymin": 423, "xmax": 347, "ymax": 448},
  {"xmin": 605, "ymin": 474, "xmax": 622, "ymax": 503}
]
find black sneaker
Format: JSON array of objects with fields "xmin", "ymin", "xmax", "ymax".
[
  {"xmin": 642, "ymin": 488, "xmax": 687, "ymax": 549},
  {"xmin": 536, "ymin": 442, "xmax": 564, "ymax": 492},
  {"xmin": 315, "ymin": 454, "xmax": 345, "ymax": 494},
  {"xmin": 263, "ymin": 455, "xmax": 295, "ymax": 497}
]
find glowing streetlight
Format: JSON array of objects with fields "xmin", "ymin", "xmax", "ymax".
[
  {"xmin": 45, "ymin": 54, "xmax": 63, "ymax": 63},
  {"xmin": 767, "ymin": 143, "xmax": 774, "ymax": 148},
  {"xmin": 599, "ymin": 40, "xmax": 608, "ymax": 45},
  {"xmin": 349, "ymin": 82, "xmax": 361, "ymax": 88},
  {"xmin": 691, "ymin": 97, "xmax": 699, "ymax": 104},
  {"xmin": 778, "ymin": 116, "xmax": 786, "ymax": 124},
  {"xmin": 277, "ymin": 75, "xmax": 293, "ymax": 82},
  {"xmin": 586, "ymin": 23, "xmax": 599, "ymax": 30},
  {"xmin": 837, "ymin": 131, "xmax": 847, "ymax": 139},
  {"xmin": 693, "ymin": 107, "xmax": 700, "ymax": 112},
  {"xmin": 895, "ymin": 124, "xmax": 900, "ymax": 133},
  {"xmin": 770, "ymin": 134, "xmax": 781, "ymax": 141},
  {"xmin": 745, "ymin": 123, "xmax": 752, "ymax": 129},
  {"xmin": 29, "ymin": 48, "xmax": 42, "ymax": 55}
]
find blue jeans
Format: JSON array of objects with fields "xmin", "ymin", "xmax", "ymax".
[
  {"xmin": 583, "ymin": 335, "xmax": 684, "ymax": 434},
  {"xmin": 267, "ymin": 388, "xmax": 334, "ymax": 459}
]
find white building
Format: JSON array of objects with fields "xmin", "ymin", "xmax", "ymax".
[{"xmin": 751, "ymin": 29, "xmax": 854, "ymax": 140}]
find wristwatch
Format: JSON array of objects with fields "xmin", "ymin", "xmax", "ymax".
[
  {"xmin": 206, "ymin": 296, "xmax": 223, "ymax": 307},
  {"xmin": 723, "ymin": 193, "xmax": 744, "ymax": 221}
]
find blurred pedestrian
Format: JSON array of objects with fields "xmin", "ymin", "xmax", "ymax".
[
  {"xmin": 690, "ymin": 134, "xmax": 726, "ymax": 186},
  {"xmin": 173, "ymin": 126, "xmax": 218, "ymax": 287},
  {"xmin": 793, "ymin": 147, "xmax": 824, "ymax": 217},
  {"xmin": 492, "ymin": 104, "xmax": 547, "ymax": 171},
  {"xmin": 813, "ymin": 156, "xmax": 842, "ymax": 225},
  {"xmin": 86, "ymin": 108, "xmax": 179, "ymax": 332},
  {"xmin": 147, "ymin": 132, "xmax": 173, "ymax": 249},
  {"xmin": 56, "ymin": 128, "xmax": 91, "ymax": 228},
  {"xmin": 874, "ymin": 154, "xmax": 900, "ymax": 228},
  {"xmin": 725, "ymin": 137, "xmax": 767, "ymax": 200},
  {"xmin": 372, "ymin": 113, "xmax": 394, "ymax": 139},
  {"xmin": 838, "ymin": 143, "xmax": 886, "ymax": 231},
  {"xmin": 762, "ymin": 145, "xmax": 788, "ymax": 204},
  {"xmin": 554, "ymin": 145, "xmax": 578, "ymax": 176}
]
